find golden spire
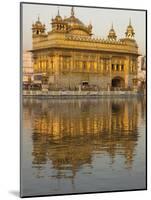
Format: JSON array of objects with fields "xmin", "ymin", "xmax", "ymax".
[
  {"xmin": 54, "ymin": 7, "xmax": 62, "ymax": 21},
  {"xmin": 57, "ymin": 7, "xmax": 60, "ymax": 16},
  {"xmin": 88, "ymin": 20, "xmax": 93, "ymax": 35},
  {"xmin": 71, "ymin": 6, "xmax": 75, "ymax": 16},
  {"xmin": 125, "ymin": 18, "xmax": 135, "ymax": 38},
  {"xmin": 37, "ymin": 14, "xmax": 40, "ymax": 22},
  {"xmin": 108, "ymin": 22, "xmax": 117, "ymax": 41},
  {"xmin": 129, "ymin": 17, "xmax": 131, "ymax": 26},
  {"xmin": 88, "ymin": 20, "xmax": 92, "ymax": 29}
]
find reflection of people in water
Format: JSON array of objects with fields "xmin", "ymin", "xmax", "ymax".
[{"xmin": 23, "ymin": 97, "xmax": 145, "ymax": 178}]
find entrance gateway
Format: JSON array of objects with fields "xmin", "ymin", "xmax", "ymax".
[{"xmin": 112, "ymin": 77, "xmax": 125, "ymax": 88}]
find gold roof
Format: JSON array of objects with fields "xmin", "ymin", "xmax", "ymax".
[
  {"xmin": 64, "ymin": 7, "xmax": 84, "ymax": 26},
  {"xmin": 51, "ymin": 7, "xmax": 92, "ymax": 36},
  {"xmin": 64, "ymin": 16, "xmax": 84, "ymax": 26}
]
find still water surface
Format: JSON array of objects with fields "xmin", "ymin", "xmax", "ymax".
[{"xmin": 21, "ymin": 97, "xmax": 146, "ymax": 196}]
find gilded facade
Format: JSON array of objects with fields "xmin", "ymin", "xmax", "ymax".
[{"xmin": 31, "ymin": 7, "xmax": 139, "ymax": 90}]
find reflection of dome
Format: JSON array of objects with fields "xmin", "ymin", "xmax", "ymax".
[{"xmin": 23, "ymin": 98, "xmax": 142, "ymax": 177}]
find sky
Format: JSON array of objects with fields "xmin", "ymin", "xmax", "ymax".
[{"xmin": 22, "ymin": 3, "xmax": 146, "ymax": 55}]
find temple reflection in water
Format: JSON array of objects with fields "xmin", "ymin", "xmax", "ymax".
[{"xmin": 23, "ymin": 97, "xmax": 145, "ymax": 180}]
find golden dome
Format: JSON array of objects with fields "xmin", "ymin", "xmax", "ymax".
[
  {"xmin": 50, "ymin": 7, "xmax": 92, "ymax": 36},
  {"xmin": 54, "ymin": 9, "xmax": 62, "ymax": 21},
  {"xmin": 127, "ymin": 25, "xmax": 133, "ymax": 31},
  {"xmin": 64, "ymin": 7, "xmax": 92, "ymax": 36},
  {"xmin": 64, "ymin": 7, "xmax": 84, "ymax": 27},
  {"xmin": 34, "ymin": 16, "xmax": 43, "ymax": 26}
]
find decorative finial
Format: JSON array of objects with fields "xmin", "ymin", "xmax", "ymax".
[
  {"xmin": 38, "ymin": 14, "xmax": 40, "ymax": 21},
  {"xmin": 125, "ymin": 18, "xmax": 135, "ymax": 38},
  {"xmin": 108, "ymin": 23, "xmax": 117, "ymax": 41},
  {"xmin": 129, "ymin": 18, "xmax": 131, "ymax": 26},
  {"xmin": 71, "ymin": 6, "xmax": 74, "ymax": 16},
  {"xmin": 57, "ymin": 7, "xmax": 60, "ymax": 16},
  {"xmin": 88, "ymin": 20, "xmax": 92, "ymax": 30}
]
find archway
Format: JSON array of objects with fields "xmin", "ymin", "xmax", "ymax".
[{"xmin": 112, "ymin": 77, "xmax": 125, "ymax": 89}]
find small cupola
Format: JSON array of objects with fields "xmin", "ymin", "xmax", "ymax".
[
  {"xmin": 125, "ymin": 18, "xmax": 135, "ymax": 39},
  {"xmin": 107, "ymin": 23, "xmax": 117, "ymax": 41},
  {"xmin": 32, "ymin": 16, "xmax": 45, "ymax": 35}
]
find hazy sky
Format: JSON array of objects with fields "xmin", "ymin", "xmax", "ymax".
[{"xmin": 22, "ymin": 3, "xmax": 146, "ymax": 55}]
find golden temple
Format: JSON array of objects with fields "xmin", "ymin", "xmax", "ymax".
[{"xmin": 31, "ymin": 7, "xmax": 139, "ymax": 91}]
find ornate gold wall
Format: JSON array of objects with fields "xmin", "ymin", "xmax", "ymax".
[{"xmin": 31, "ymin": 8, "xmax": 139, "ymax": 90}]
